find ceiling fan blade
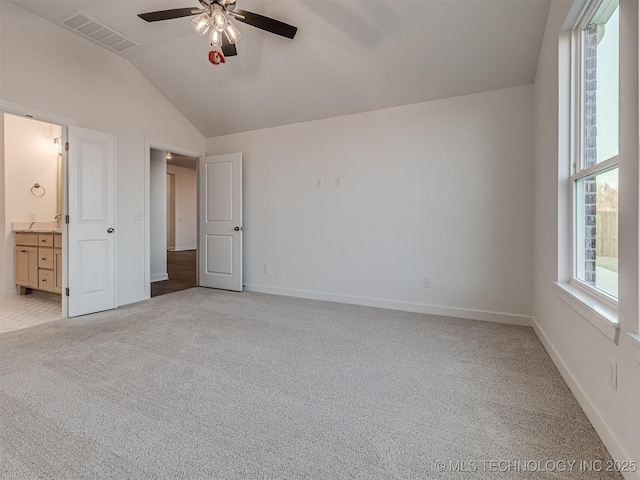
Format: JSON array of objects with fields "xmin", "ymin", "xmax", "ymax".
[
  {"xmin": 221, "ymin": 36, "xmax": 238, "ymax": 57},
  {"xmin": 233, "ymin": 9, "xmax": 297, "ymax": 39},
  {"xmin": 138, "ymin": 8, "xmax": 200, "ymax": 23}
]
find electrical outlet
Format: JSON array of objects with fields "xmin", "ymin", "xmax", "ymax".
[
  {"xmin": 423, "ymin": 276, "xmax": 431, "ymax": 288},
  {"xmin": 335, "ymin": 177, "xmax": 342, "ymax": 187},
  {"xmin": 264, "ymin": 264, "xmax": 270, "ymax": 273},
  {"xmin": 29, "ymin": 212, "xmax": 36, "ymax": 221},
  {"xmin": 609, "ymin": 361, "xmax": 617, "ymax": 391}
]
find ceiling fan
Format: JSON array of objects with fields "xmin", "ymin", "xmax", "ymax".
[{"xmin": 138, "ymin": 0, "xmax": 298, "ymax": 58}]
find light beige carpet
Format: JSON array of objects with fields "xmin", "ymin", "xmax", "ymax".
[{"xmin": 0, "ymin": 288, "xmax": 621, "ymax": 479}]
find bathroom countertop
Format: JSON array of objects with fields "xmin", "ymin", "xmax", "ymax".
[{"xmin": 12, "ymin": 222, "xmax": 62, "ymax": 233}]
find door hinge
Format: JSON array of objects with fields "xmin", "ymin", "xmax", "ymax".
[
  {"xmin": 65, "ymin": 142, "xmax": 69, "ymax": 152},
  {"xmin": 65, "ymin": 215, "xmax": 70, "ymax": 224},
  {"xmin": 65, "ymin": 288, "xmax": 70, "ymax": 296}
]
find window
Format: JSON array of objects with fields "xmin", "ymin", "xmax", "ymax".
[{"xmin": 572, "ymin": 0, "xmax": 619, "ymax": 302}]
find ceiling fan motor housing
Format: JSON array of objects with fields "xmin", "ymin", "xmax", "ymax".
[
  {"xmin": 200, "ymin": 0, "xmax": 236, "ymax": 8},
  {"xmin": 219, "ymin": 0, "xmax": 237, "ymax": 12}
]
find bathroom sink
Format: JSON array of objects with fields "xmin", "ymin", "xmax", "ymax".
[
  {"xmin": 29, "ymin": 228, "xmax": 62, "ymax": 233},
  {"xmin": 12, "ymin": 222, "xmax": 62, "ymax": 233}
]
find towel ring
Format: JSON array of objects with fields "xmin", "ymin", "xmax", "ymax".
[{"xmin": 30, "ymin": 183, "xmax": 45, "ymax": 197}]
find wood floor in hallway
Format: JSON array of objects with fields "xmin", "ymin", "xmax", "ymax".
[{"xmin": 151, "ymin": 250, "xmax": 197, "ymax": 298}]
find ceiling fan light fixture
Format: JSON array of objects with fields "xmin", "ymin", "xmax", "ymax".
[
  {"xmin": 224, "ymin": 20, "xmax": 241, "ymax": 44},
  {"xmin": 139, "ymin": 1, "xmax": 298, "ymax": 59},
  {"xmin": 191, "ymin": 12, "xmax": 211, "ymax": 35},
  {"xmin": 211, "ymin": 4, "xmax": 228, "ymax": 32},
  {"xmin": 210, "ymin": 28, "xmax": 223, "ymax": 47}
]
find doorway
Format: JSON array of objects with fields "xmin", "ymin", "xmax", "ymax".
[
  {"xmin": 150, "ymin": 149, "xmax": 198, "ymax": 297},
  {"xmin": 1, "ymin": 113, "xmax": 63, "ymax": 333},
  {"xmin": 2, "ymin": 110, "xmax": 118, "ymax": 327}
]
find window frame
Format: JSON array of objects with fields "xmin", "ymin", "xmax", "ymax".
[{"xmin": 569, "ymin": 0, "xmax": 620, "ymax": 309}]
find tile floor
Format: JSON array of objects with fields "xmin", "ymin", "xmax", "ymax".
[{"xmin": 0, "ymin": 292, "xmax": 62, "ymax": 334}]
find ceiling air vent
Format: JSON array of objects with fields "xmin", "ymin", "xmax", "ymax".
[{"xmin": 57, "ymin": 11, "xmax": 140, "ymax": 54}]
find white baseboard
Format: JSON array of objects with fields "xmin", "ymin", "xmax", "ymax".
[
  {"xmin": 117, "ymin": 292, "xmax": 149, "ymax": 307},
  {"xmin": 3, "ymin": 288, "xmax": 18, "ymax": 298},
  {"xmin": 167, "ymin": 246, "xmax": 196, "ymax": 252},
  {"xmin": 531, "ymin": 317, "xmax": 640, "ymax": 480},
  {"xmin": 243, "ymin": 284, "xmax": 533, "ymax": 326},
  {"xmin": 150, "ymin": 273, "xmax": 169, "ymax": 283}
]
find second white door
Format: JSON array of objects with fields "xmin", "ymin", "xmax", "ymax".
[{"xmin": 198, "ymin": 153, "xmax": 242, "ymax": 291}]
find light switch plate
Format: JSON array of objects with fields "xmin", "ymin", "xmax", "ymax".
[{"xmin": 609, "ymin": 361, "xmax": 617, "ymax": 391}]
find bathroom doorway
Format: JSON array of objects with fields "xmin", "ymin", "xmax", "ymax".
[
  {"xmin": 150, "ymin": 149, "xmax": 198, "ymax": 297},
  {"xmin": 1, "ymin": 113, "xmax": 63, "ymax": 333}
]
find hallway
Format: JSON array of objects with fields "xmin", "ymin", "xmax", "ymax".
[{"xmin": 151, "ymin": 250, "xmax": 196, "ymax": 297}]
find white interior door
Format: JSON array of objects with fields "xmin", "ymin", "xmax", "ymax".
[
  {"xmin": 67, "ymin": 126, "xmax": 116, "ymax": 317},
  {"xmin": 198, "ymin": 153, "xmax": 242, "ymax": 291}
]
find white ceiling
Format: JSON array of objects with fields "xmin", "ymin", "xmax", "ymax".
[{"xmin": 11, "ymin": 0, "xmax": 551, "ymax": 138}]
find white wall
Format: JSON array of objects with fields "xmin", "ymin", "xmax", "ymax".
[
  {"xmin": 166, "ymin": 164, "xmax": 197, "ymax": 251},
  {"xmin": 150, "ymin": 149, "xmax": 167, "ymax": 282},
  {"xmin": 3, "ymin": 114, "xmax": 60, "ymax": 295},
  {"xmin": 0, "ymin": 114, "xmax": 5, "ymax": 298},
  {"xmin": 0, "ymin": 2, "xmax": 205, "ymax": 305},
  {"xmin": 167, "ymin": 174, "xmax": 175, "ymax": 249},
  {"xmin": 206, "ymin": 85, "xmax": 534, "ymax": 323},
  {"xmin": 4, "ymin": 115, "xmax": 60, "ymax": 222},
  {"xmin": 532, "ymin": 0, "xmax": 639, "ymax": 474}
]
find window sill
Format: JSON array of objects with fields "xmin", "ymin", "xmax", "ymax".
[{"xmin": 555, "ymin": 282, "xmax": 619, "ymax": 344}]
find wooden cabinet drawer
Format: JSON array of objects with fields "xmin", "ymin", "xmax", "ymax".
[
  {"xmin": 54, "ymin": 234, "xmax": 62, "ymax": 248},
  {"xmin": 15, "ymin": 233, "xmax": 38, "ymax": 247},
  {"xmin": 38, "ymin": 248, "xmax": 54, "ymax": 269},
  {"xmin": 38, "ymin": 234, "xmax": 54, "ymax": 247},
  {"xmin": 39, "ymin": 269, "xmax": 54, "ymax": 292}
]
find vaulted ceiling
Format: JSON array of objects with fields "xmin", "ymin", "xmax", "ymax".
[{"xmin": 11, "ymin": 0, "xmax": 551, "ymax": 138}]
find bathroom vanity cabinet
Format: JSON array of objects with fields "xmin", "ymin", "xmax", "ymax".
[{"xmin": 14, "ymin": 232, "xmax": 62, "ymax": 295}]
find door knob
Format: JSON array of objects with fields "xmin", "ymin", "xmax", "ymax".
[
  {"xmin": 107, "ymin": 228, "xmax": 115, "ymax": 233},
  {"xmin": 234, "ymin": 226, "xmax": 243, "ymax": 231}
]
